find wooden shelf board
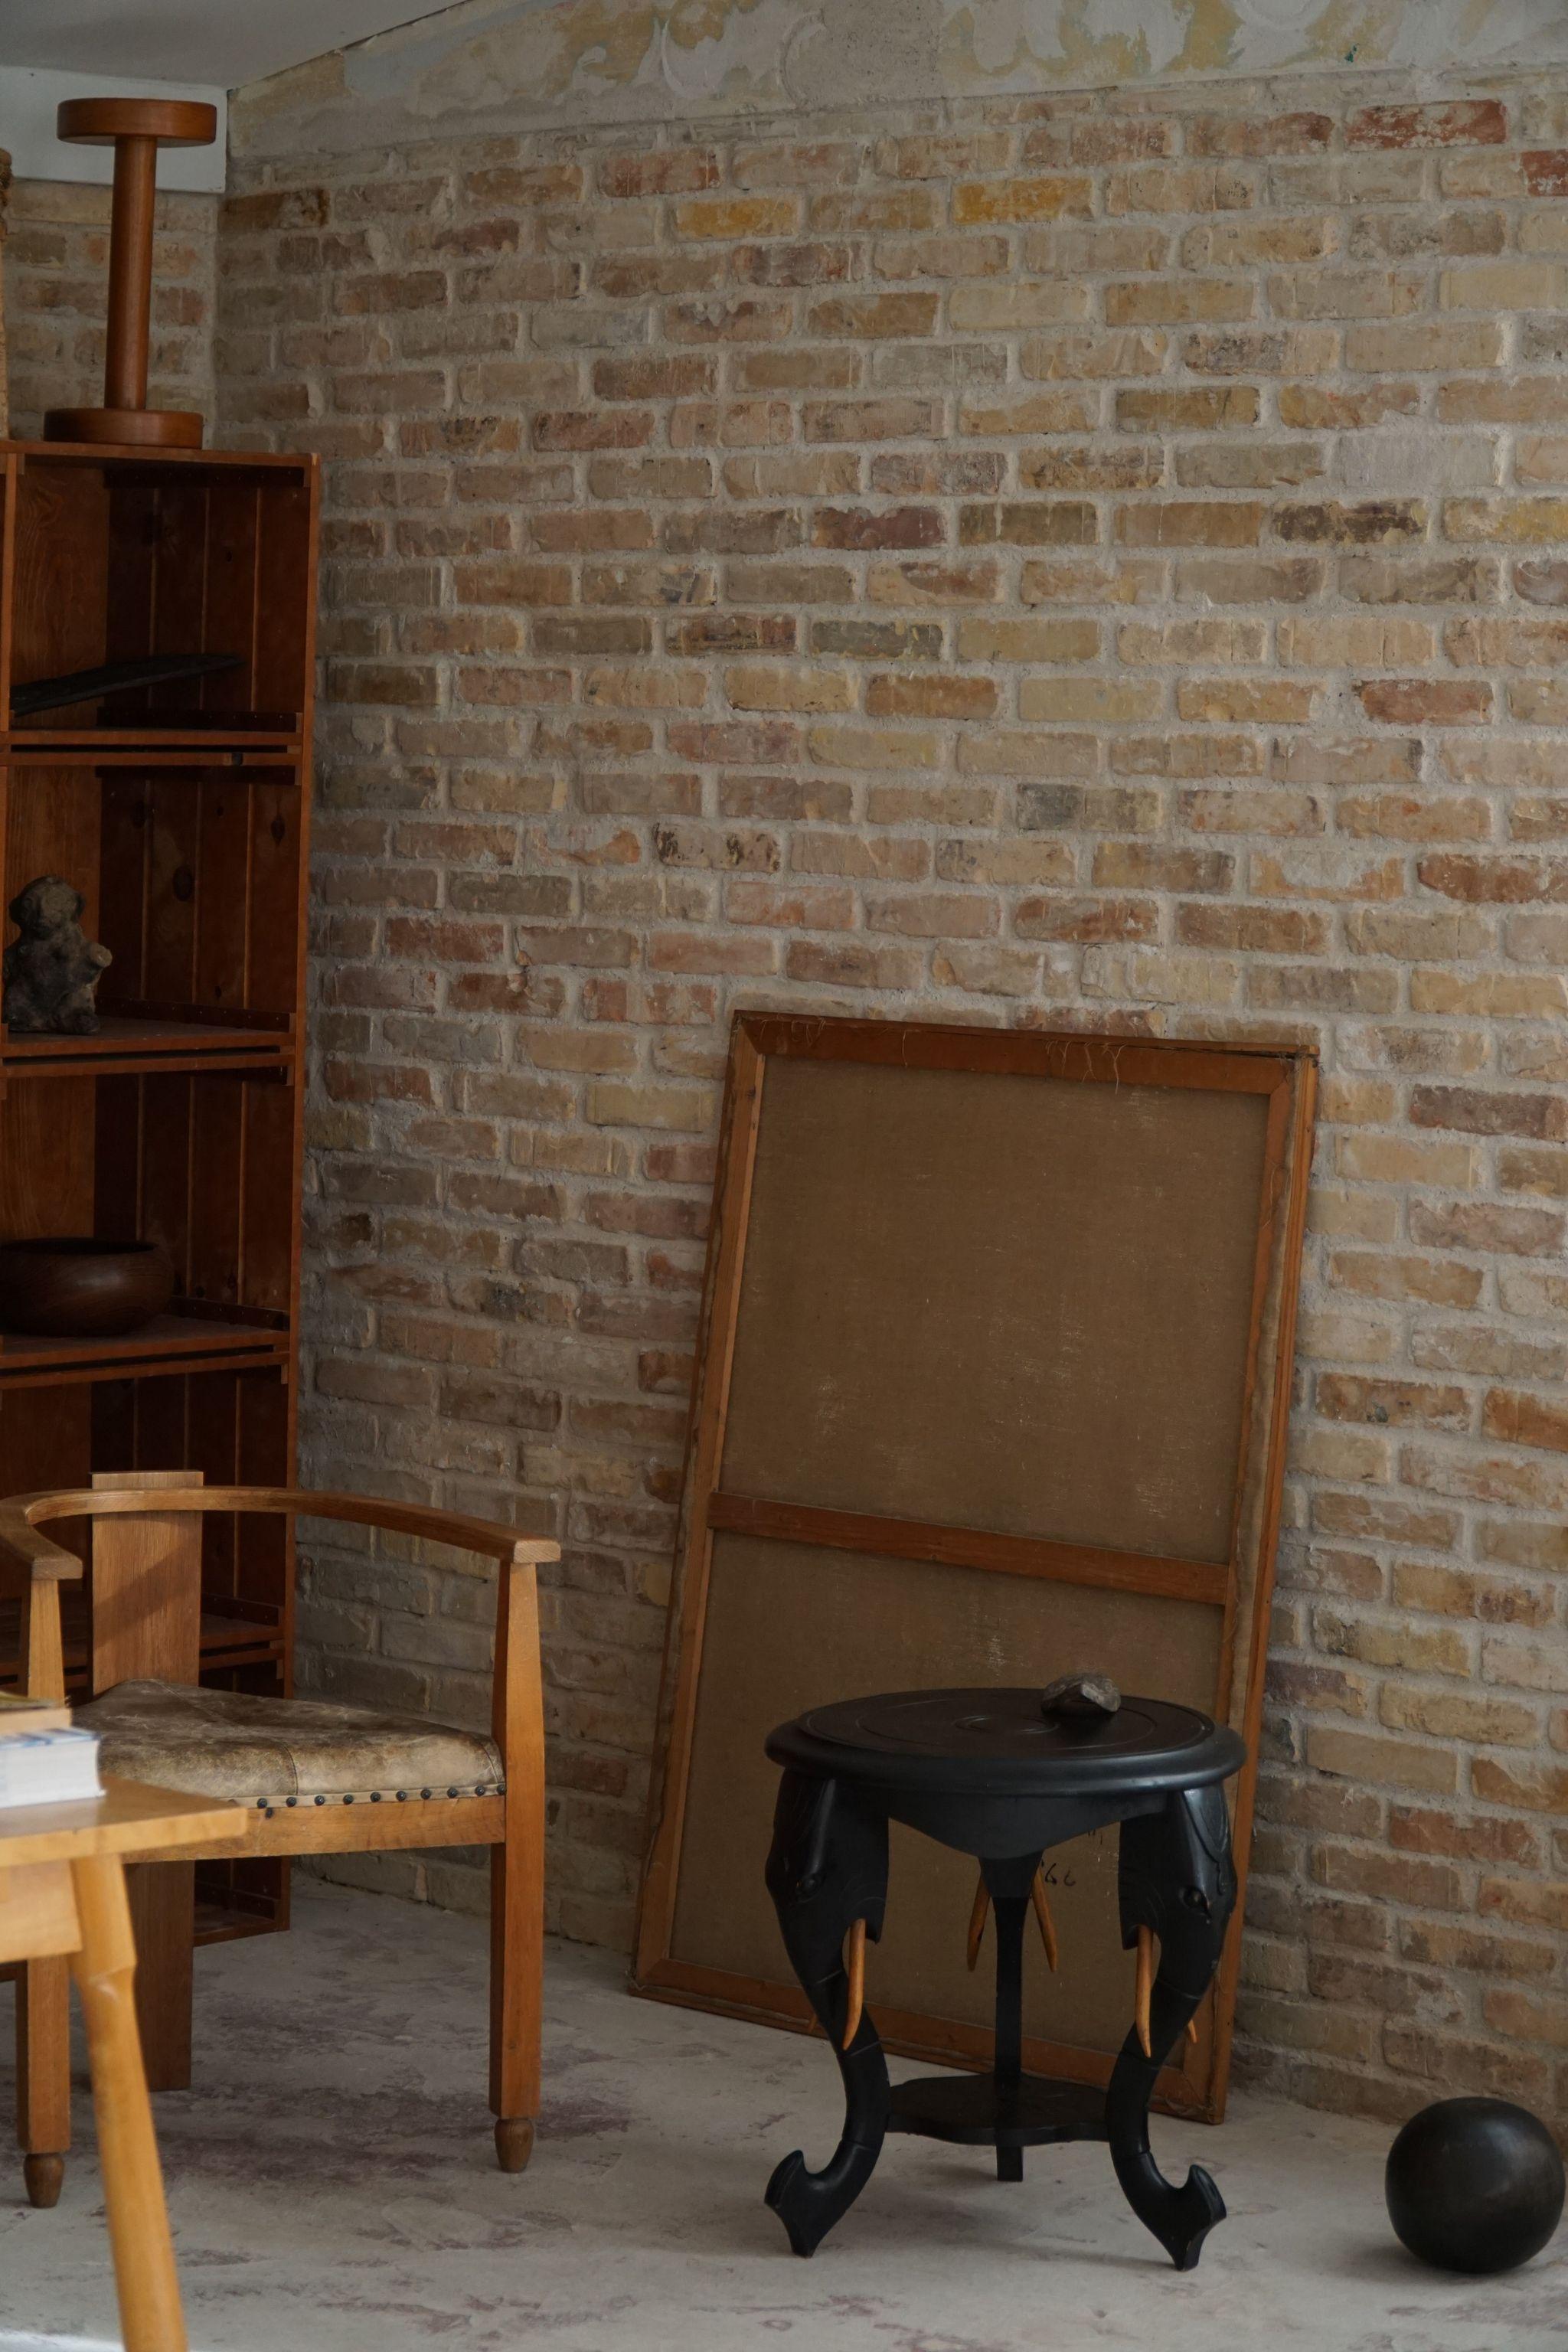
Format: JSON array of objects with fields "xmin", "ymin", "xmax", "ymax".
[
  {"xmin": 0, "ymin": 1612, "xmax": 284, "ymax": 1704},
  {"xmin": 2, "ymin": 724, "xmax": 303, "ymax": 753},
  {"xmin": 2, "ymin": 1016, "xmax": 296, "ymax": 1076},
  {"xmin": 0, "ymin": 1315, "xmax": 289, "ymax": 1386},
  {"xmin": 5, "ymin": 440, "xmax": 312, "ymax": 482},
  {"xmin": 0, "ymin": 746, "xmax": 303, "ymax": 773}
]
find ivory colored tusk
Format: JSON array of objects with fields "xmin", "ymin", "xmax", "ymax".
[
  {"xmin": 966, "ymin": 1874, "xmax": 990, "ymax": 1971},
  {"xmin": 1029, "ymin": 1869, "xmax": 1059, "ymax": 1972},
  {"xmin": 841, "ymin": 1917, "xmax": 867, "ymax": 2050},
  {"xmin": 1135, "ymin": 1924, "xmax": 1153, "ymax": 2059}
]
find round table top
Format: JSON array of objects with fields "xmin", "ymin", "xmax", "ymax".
[{"xmin": 766, "ymin": 1686, "xmax": 1245, "ymax": 1798}]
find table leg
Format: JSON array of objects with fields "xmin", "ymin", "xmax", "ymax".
[
  {"xmin": 1104, "ymin": 1783, "xmax": 1236, "ymax": 2271},
  {"xmin": 763, "ymin": 1769, "xmax": 890, "ymax": 2256},
  {"xmin": 70, "ymin": 1854, "xmax": 188, "ymax": 2352},
  {"xmin": 988, "ymin": 1880, "xmax": 1029, "ymax": 2184}
]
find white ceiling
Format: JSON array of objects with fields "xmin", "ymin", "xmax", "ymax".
[{"xmin": 0, "ymin": 0, "xmax": 452, "ymax": 90}]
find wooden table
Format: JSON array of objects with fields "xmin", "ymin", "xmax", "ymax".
[
  {"xmin": 0, "ymin": 1777, "xmax": 247, "ymax": 2350},
  {"xmin": 762, "ymin": 1687, "xmax": 1245, "ymax": 2271}
]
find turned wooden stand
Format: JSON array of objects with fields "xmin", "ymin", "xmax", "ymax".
[{"xmin": 42, "ymin": 96, "xmax": 217, "ymax": 450}]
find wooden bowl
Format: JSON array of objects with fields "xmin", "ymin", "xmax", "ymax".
[{"xmin": 0, "ymin": 1239, "xmax": 175, "ymax": 1337}]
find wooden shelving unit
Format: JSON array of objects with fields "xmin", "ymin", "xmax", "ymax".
[{"xmin": 0, "ymin": 436, "xmax": 319, "ymax": 1941}]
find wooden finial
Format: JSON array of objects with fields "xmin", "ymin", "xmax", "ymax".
[
  {"xmin": 841, "ymin": 1918, "xmax": 867, "ymax": 2050},
  {"xmin": 965, "ymin": 1873, "xmax": 990, "ymax": 1971},
  {"xmin": 42, "ymin": 97, "xmax": 217, "ymax": 450}
]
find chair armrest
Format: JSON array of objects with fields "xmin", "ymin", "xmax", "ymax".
[
  {"xmin": 2, "ymin": 1485, "xmax": 558, "ymax": 1573},
  {"xmin": 0, "ymin": 1500, "xmax": 83, "ymax": 1583}
]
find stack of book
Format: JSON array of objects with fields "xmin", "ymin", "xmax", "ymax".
[{"xmin": 0, "ymin": 1692, "xmax": 102, "ymax": 1808}]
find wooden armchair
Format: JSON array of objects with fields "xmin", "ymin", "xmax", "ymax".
[{"xmin": 0, "ymin": 1471, "xmax": 557, "ymax": 2207}]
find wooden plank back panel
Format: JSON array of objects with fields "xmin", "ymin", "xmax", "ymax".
[
  {"xmin": 0, "ymin": 1077, "xmax": 95, "ymax": 1240},
  {"xmin": 247, "ymin": 779, "xmax": 302, "ymax": 1017},
  {"xmin": 635, "ymin": 1013, "xmax": 1316, "ymax": 2121},
  {"xmin": 11, "ymin": 467, "xmax": 109, "ymax": 697},
  {"xmin": 201, "ymin": 480, "xmax": 260, "ymax": 717},
  {"xmin": 252, "ymin": 476, "xmax": 312, "ymax": 717},
  {"xmin": 194, "ymin": 776, "xmax": 252, "ymax": 1011},
  {"xmin": 239, "ymin": 1079, "xmax": 295, "ymax": 1315},
  {"xmin": 5, "ymin": 763, "xmax": 102, "ymax": 939}
]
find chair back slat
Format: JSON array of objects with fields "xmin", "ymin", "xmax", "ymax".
[{"xmin": 89, "ymin": 1469, "xmax": 204, "ymax": 1695}]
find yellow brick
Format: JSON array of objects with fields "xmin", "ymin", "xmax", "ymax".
[
  {"xmin": 1018, "ymin": 677, "xmax": 1163, "ymax": 724},
  {"xmin": 671, "ymin": 195, "xmax": 799, "ymax": 239},
  {"xmin": 807, "ymin": 724, "xmax": 942, "ymax": 770},
  {"xmin": 724, "ymin": 665, "xmax": 857, "ymax": 714},
  {"xmin": 952, "ymin": 175, "xmax": 1093, "ymax": 225}
]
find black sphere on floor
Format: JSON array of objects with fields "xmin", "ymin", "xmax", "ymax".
[{"xmin": 1386, "ymin": 2098, "xmax": 1565, "ymax": 2275}]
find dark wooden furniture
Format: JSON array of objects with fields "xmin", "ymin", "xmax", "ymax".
[
  {"xmin": 1, "ymin": 1478, "xmax": 556, "ymax": 2201},
  {"xmin": 636, "ymin": 1014, "xmax": 1315, "ymax": 2120},
  {"xmin": 0, "ymin": 433, "xmax": 318, "ymax": 2180},
  {"xmin": 44, "ymin": 97, "xmax": 220, "ymax": 452},
  {"xmin": 763, "ymin": 1687, "xmax": 1244, "ymax": 2269}
]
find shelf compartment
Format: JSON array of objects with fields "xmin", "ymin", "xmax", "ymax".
[
  {"xmin": 0, "ymin": 1064, "xmax": 299, "ymax": 1341},
  {"xmin": 3, "ymin": 447, "xmax": 315, "ymax": 741},
  {"xmin": 2, "ymin": 760, "xmax": 305, "ymax": 1034}
]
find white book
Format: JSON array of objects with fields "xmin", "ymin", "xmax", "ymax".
[{"xmin": 0, "ymin": 1727, "xmax": 102, "ymax": 1810}]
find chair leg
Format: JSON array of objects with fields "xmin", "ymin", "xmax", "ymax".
[
  {"xmin": 488, "ymin": 1835, "xmax": 541, "ymax": 2173},
  {"xmin": 17, "ymin": 1955, "xmax": 70, "ymax": 2207},
  {"xmin": 126, "ymin": 1863, "xmax": 194, "ymax": 2095}
]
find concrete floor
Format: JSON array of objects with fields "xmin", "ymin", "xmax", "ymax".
[{"xmin": 0, "ymin": 1882, "xmax": 1562, "ymax": 2351}]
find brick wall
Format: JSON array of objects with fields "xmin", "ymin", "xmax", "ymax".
[
  {"xmin": 3, "ymin": 178, "xmax": 217, "ymax": 440},
  {"xmin": 216, "ymin": 67, "xmax": 1568, "ymax": 2130}
]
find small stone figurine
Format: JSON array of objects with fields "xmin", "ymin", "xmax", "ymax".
[{"xmin": 2, "ymin": 877, "xmax": 112, "ymax": 1034}]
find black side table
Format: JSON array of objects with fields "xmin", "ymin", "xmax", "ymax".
[{"xmin": 763, "ymin": 1686, "xmax": 1245, "ymax": 2269}]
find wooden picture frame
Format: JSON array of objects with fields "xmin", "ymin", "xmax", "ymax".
[{"xmin": 633, "ymin": 1013, "xmax": 1317, "ymax": 2122}]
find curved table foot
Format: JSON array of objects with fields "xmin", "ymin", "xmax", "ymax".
[
  {"xmin": 763, "ymin": 1770, "xmax": 890, "ymax": 2256},
  {"xmin": 1109, "ymin": 1782, "xmax": 1238, "ymax": 2270},
  {"xmin": 1104, "ymin": 2047, "xmax": 1226, "ymax": 2270},
  {"xmin": 766, "ymin": 2122, "xmax": 884, "ymax": 2258}
]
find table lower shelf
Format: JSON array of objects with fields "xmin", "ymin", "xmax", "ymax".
[{"xmin": 888, "ymin": 2070, "xmax": 1108, "ymax": 2148}]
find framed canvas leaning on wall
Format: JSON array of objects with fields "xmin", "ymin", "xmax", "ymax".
[{"xmin": 634, "ymin": 1013, "xmax": 1317, "ymax": 2123}]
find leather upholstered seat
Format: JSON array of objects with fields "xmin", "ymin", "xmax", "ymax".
[{"xmin": 75, "ymin": 1679, "xmax": 504, "ymax": 1813}]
